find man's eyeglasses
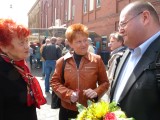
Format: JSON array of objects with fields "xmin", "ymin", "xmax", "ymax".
[{"xmin": 118, "ymin": 11, "xmax": 143, "ymax": 30}]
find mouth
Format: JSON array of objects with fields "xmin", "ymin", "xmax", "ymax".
[
  {"xmin": 25, "ymin": 51, "xmax": 29, "ymax": 54},
  {"xmin": 81, "ymin": 47, "xmax": 87, "ymax": 50}
]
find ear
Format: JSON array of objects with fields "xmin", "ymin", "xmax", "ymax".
[
  {"xmin": 141, "ymin": 10, "xmax": 150, "ymax": 25},
  {"xmin": 0, "ymin": 45, "xmax": 8, "ymax": 53}
]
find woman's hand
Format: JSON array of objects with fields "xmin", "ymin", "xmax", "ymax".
[
  {"xmin": 70, "ymin": 91, "xmax": 79, "ymax": 103},
  {"xmin": 83, "ymin": 88, "xmax": 97, "ymax": 99}
]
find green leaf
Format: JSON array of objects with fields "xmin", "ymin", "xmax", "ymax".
[
  {"xmin": 87, "ymin": 100, "xmax": 93, "ymax": 107},
  {"xmin": 76, "ymin": 102, "xmax": 86, "ymax": 113},
  {"xmin": 109, "ymin": 101, "xmax": 120, "ymax": 112}
]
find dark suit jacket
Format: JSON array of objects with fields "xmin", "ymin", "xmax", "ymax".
[
  {"xmin": 0, "ymin": 56, "xmax": 37, "ymax": 120},
  {"xmin": 110, "ymin": 35, "xmax": 160, "ymax": 120}
]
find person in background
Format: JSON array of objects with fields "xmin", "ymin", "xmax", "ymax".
[
  {"xmin": 28, "ymin": 45, "xmax": 33, "ymax": 69},
  {"xmin": 109, "ymin": 1, "xmax": 160, "ymax": 120},
  {"xmin": 42, "ymin": 37, "xmax": 61, "ymax": 92},
  {"xmin": 35, "ymin": 43, "xmax": 41, "ymax": 69},
  {"xmin": 42, "ymin": 36, "xmax": 47, "ymax": 44},
  {"xmin": 56, "ymin": 37, "xmax": 64, "ymax": 51},
  {"xmin": 50, "ymin": 23, "xmax": 109, "ymax": 120},
  {"xmin": 107, "ymin": 32, "xmax": 126, "ymax": 82},
  {"xmin": 108, "ymin": 32, "xmax": 126, "ymax": 56},
  {"xmin": 40, "ymin": 38, "xmax": 51, "ymax": 76},
  {"xmin": 30, "ymin": 42, "xmax": 36, "ymax": 66},
  {"xmin": 0, "ymin": 18, "xmax": 46, "ymax": 120},
  {"xmin": 62, "ymin": 39, "xmax": 71, "ymax": 56},
  {"xmin": 50, "ymin": 36, "xmax": 57, "ymax": 45},
  {"xmin": 87, "ymin": 37, "xmax": 95, "ymax": 53}
]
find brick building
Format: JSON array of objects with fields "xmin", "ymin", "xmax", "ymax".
[{"xmin": 28, "ymin": 0, "xmax": 160, "ymax": 63}]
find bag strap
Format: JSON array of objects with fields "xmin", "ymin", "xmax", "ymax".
[{"xmin": 61, "ymin": 59, "xmax": 66, "ymax": 84}]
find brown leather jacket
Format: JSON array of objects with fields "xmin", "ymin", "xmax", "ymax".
[{"xmin": 50, "ymin": 52, "xmax": 109, "ymax": 111}]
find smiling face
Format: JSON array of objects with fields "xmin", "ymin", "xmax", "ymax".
[
  {"xmin": 0, "ymin": 37, "xmax": 29, "ymax": 61},
  {"xmin": 118, "ymin": 1, "xmax": 157, "ymax": 49},
  {"xmin": 119, "ymin": 10, "xmax": 142, "ymax": 49},
  {"xmin": 69, "ymin": 34, "xmax": 89, "ymax": 55}
]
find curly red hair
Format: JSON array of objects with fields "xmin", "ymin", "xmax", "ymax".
[{"xmin": 0, "ymin": 19, "xmax": 30, "ymax": 47}]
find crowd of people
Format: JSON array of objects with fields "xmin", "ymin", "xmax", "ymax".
[{"xmin": 0, "ymin": 1, "xmax": 160, "ymax": 120}]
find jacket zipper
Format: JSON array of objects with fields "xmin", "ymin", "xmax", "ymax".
[{"xmin": 73, "ymin": 57, "xmax": 82, "ymax": 102}]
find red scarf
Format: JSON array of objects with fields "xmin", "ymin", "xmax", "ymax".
[{"xmin": 0, "ymin": 53, "xmax": 46, "ymax": 108}]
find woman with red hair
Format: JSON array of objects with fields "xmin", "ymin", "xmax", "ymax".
[
  {"xmin": 50, "ymin": 23, "xmax": 109, "ymax": 120},
  {"xmin": 0, "ymin": 19, "xmax": 46, "ymax": 120}
]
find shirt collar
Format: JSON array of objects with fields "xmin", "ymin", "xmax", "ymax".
[{"xmin": 130, "ymin": 31, "xmax": 160, "ymax": 55}]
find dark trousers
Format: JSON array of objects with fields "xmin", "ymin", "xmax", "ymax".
[{"xmin": 59, "ymin": 106, "xmax": 79, "ymax": 120}]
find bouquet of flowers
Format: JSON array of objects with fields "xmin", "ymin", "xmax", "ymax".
[{"xmin": 76, "ymin": 100, "xmax": 135, "ymax": 120}]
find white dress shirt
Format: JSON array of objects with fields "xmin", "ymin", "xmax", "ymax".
[{"xmin": 113, "ymin": 31, "xmax": 160, "ymax": 103}]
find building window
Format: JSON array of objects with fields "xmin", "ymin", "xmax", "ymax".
[
  {"xmin": 65, "ymin": 11, "xmax": 67, "ymax": 21},
  {"xmin": 96, "ymin": 0, "xmax": 101, "ymax": 8},
  {"xmin": 72, "ymin": 5, "xmax": 75, "ymax": 20},
  {"xmin": 83, "ymin": 0, "xmax": 87, "ymax": 13},
  {"xmin": 89, "ymin": 0, "xmax": 94, "ymax": 11},
  {"xmin": 55, "ymin": 8, "xmax": 56, "ymax": 20},
  {"xmin": 101, "ymin": 36, "xmax": 107, "ymax": 51},
  {"xmin": 45, "ymin": 14, "xmax": 48, "ymax": 28},
  {"xmin": 68, "ymin": 0, "xmax": 71, "ymax": 20}
]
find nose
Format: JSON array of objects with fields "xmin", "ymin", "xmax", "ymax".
[
  {"xmin": 118, "ymin": 27, "xmax": 125, "ymax": 35},
  {"xmin": 24, "ymin": 42, "xmax": 29, "ymax": 49}
]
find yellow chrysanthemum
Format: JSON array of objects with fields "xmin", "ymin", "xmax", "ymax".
[
  {"xmin": 77, "ymin": 100, "xmax": 109, "ymax": 120},
  {"xmin": 76, "ymin": 109, "xmax": 87, "ymax": 120},
  {"xmin": 76, "ymin": 100, "xmax": 135, "ymax": 120},
  {"xmin": 93, "ymin": 100, "xmax": 109, "ymax": 118}
]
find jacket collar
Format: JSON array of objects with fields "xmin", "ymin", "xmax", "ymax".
[{"xmin": 63, "ymin": 51, "xmax": 92, "ymax": 61}]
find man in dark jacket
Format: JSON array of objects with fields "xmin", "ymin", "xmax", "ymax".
[
  {"xmin": 42, "ymin": 37, "xmax": 62, "ymax": 92},
  {"xmin": 110, "ymin": 1, "xmax": 160, "ymax": 120}
]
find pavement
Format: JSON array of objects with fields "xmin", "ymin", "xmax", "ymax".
[
  {"xmin": 30, "ymin": 65, "xmax": 109, "ymax": 120},
  {"xmin": 31, "ymin": 67, "xmax": 59, "ymax": 120}
]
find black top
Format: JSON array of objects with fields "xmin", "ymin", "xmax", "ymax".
[
  {"xmin": 73, "ymin": 52, "xmax": 83, "ymax": 68},
  {"xmin": 0, "ymin": 56, "xmax": 37, "ymax": 120},
  {"xmin": 42, "ymin": 44, "xmax": 62, "ymax": 60}
]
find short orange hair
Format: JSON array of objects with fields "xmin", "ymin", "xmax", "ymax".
[
  {"xmin": 65, "ymin": 23, "xmax": 89, "ymax": 43},
  {"xmin": 0, "ymin": 19, "xmax": 30, "ymax": 47}
]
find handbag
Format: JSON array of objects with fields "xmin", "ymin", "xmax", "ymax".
[
  {"xmin": 51, "ymin": 59, "xmax": 66, "ymax": 109},
  {"xmin": 51, "ymin": 92, "xmax": 61, "ymax": 109}
]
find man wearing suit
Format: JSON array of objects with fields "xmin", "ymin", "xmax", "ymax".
[{"xmin": 110, "ymin": 1, "xmax": 160, "ymax": 120}]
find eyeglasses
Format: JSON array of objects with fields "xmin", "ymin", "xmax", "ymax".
[{"xmin": 118, "ymin": 11, "xmax": 143, "ymax": 30}]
